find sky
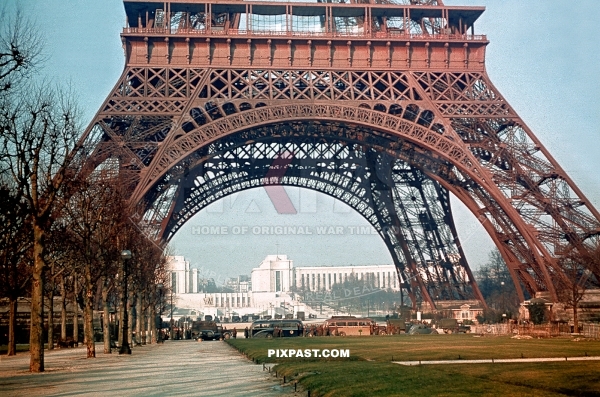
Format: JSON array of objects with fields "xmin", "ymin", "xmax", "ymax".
[{"xmin": 7, "ymin": 0, "xmax": 600, "ymax": 281}]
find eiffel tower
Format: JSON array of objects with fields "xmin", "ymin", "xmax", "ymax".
[{"xmin": 78, "ymin": 0, "xmax": 600, "ymax": 309}]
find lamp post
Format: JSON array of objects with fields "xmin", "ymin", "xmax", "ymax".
[
  {"xmin": 500, "ymin": 281, "xmax": 505, "ymax": 313},
  {"xmin": 157, "ymin": 283, "xmax": 163, "ymax": 343},
  {"xmin": 119, "ymin": 250, "xmax": 132, "ymax": 355}
]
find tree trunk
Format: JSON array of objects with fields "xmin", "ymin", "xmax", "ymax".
[
  {"xmin": 73, "ymin": 276, "xmax": 79, "ymax": 344},
  {"xmin": 83, "ymin": 309, "xmax": 87, "ymax": 345},
  {"xmin": 29, "ymin": 223, "xmax": 45, "ymax": 373},
  {"xmin": 83, "ymin": 266, "xmax": 96, "ymax": 358},
  {"xmin": 128, "ymin": 290, "xmax": 134, "ymax": 347},
  {"xmin": 141, "ymin": 292, "xmax": 147, "ymax": 345},
  {"xmin": 147, "ymin": 310, "xmax": 155, "ymax": 344},
  {"xmin": 61, "ymin": 276, "xmax": 67, "ymax": 342},
  {"xmin": 101, "ymin": 278, "xmax": 111, "ymax": 354},
  {"xmin": 47, "ymin": 284, "xmax": 54, "ymax": 350},
  {"xmin": 7, "ymin": 297, "xmax": 17, "ymax": 356},
  {"xmin": 573, "ymin": 294, "xmax": 579, "ymax": 333},
  {"xmin": 143, "ymin": 291, "xmax": 149, "ymax": 345},
  {"xmin": 136, "ymin": 293, "xmax": 143, "ymax": 345}
]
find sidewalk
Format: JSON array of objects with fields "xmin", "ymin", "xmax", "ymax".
[{"xmin": 0, "ymin": 340, "xmax": 289, "ymax": 396}]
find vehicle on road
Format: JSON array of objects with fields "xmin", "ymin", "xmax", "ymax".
[
  {"xmin": 323, "ymin": 316, "xmax": 383, "ymax": 336},
  {"xmin": 436, "ymin": 318, "xmax": 471, "ymax": 334},
  {"xmin": 407, "ymin": 324, "xmax": 436, "ymax": 335},
  {"xmin": 191, "ymin": 321, "xmax": 232, "ymax": 340},
  {"xmin": 250, "ymin": 319, "xmax": 304, "ymax": 338},
  {"xmin": 386, "ymin": 319, "xmax": 410, "ymax": 334}
]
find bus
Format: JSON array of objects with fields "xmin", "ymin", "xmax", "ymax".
[
  {"xmin": 323, "ymin": 316, "xmax": 380, "ymax": 336},
  {"xmin": 249, "ymin": 319, "xmax": 304, "ymax": 338}
]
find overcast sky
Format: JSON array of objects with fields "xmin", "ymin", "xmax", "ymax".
[{"xmin": 8, "ymin": 0, "xmax": 600, "ymax": 281}]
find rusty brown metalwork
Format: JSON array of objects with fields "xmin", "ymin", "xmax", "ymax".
[{"xmin": 78, "ymin": 0, "xmax": 600, "ymax": 308}]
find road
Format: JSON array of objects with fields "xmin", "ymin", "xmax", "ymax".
[{"xmin": 0, "ymin": 340, "xmax": 292, "ymax": 396}]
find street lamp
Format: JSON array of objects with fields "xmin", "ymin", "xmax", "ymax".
[
  {"xmin": 119, "ymin": 250, "xmax": 132, "ymax": 355},
  {"xmin": 500, "ymin": 281, "xmax": 505, "ymax": 312}
]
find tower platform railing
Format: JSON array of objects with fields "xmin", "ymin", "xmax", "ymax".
[{"xmin": 123, "ymin": 26, "xmax": 486, "ymax": 42}]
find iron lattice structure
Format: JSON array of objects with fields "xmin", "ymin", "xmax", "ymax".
[{"xmin": 78, "ymin": 0, "xmax": 600, "ymax": 308}]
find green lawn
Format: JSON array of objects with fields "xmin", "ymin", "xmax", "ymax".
[
  {"xmin": 228, "ymin": 335, "xmax": 600, "ymax": 396},
  {"xmin": 0, "ymin": 344, "xmax": 32, "ymax": 355}
]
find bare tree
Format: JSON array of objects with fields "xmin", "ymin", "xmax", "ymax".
[
  {"xmin": 129, "ymin": 228, "xmax": 168, "ymax": 346},
  {"xmin": 475, "ymin": 248, "xmax": 519, "ymax": 317},
  {"xmin": 557, "ymin": 244, "xmax": 600, "ymax": 332},
  {"xmin": 0, "ymin": 185, "xmax": 31, "ymax": 355},
  {"xmin": 0, "ymin": 85, "xmax": 82, "ymax": 372},
  {"xmin": 59, "ymin": 174, "xmax": 129, "ymax": 358},
  {"xmin": 0, "ymin": 8, "xmax": 44, "ymax": 359},
  {"xmin": 58, "ymin": 173, "xmax": 171, "ymax": 356},
  {"xmin": 0, "ymin": 9, "xmax": 44, "ymax": 93}
]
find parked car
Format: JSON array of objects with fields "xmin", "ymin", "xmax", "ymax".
[
  {"xmin": 437, "ymin": 318, "xmax": 471, "ymax": 334},
  {"xmin": 387, "ymin": 319, "xmax": 409, "ymax": 334},
  {"xmin": 191, "ymin": 321, "xmax": 232, "ymax": 340},
  {"xmin": 408, "ymin": 324, "xmax": 436, "ymax": 335},
  {"xmin": 250, "ymin": 319, "xmax": 304, "ymax": 338}
]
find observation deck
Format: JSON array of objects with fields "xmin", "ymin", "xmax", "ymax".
[{"xmin": 121, "ymin": 0, "xmax": 488, "ymax": 70}]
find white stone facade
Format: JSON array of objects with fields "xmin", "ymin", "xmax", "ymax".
[
  {"xmin": 168, "ymin": 255, "xmax": 399, "ymax": 315},
  {"xmin": 294, "ymin": 264, "xmax": 399, "ymax": 292},
  {"xmin": 250, "ymin": 255, "xmax": 294, "ymax": 292},
  {"xmin": 168, "ymin": 256, "xmax": 190, "ymax": 294}
]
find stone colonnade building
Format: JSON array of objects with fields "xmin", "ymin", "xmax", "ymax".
[
  {"xmin": 169, "ymin": 255, "xmax": 399, "ymax": 312},
  {"xmin": 251, "ymin": 255, "xmax": 400, "ymax": 293}
]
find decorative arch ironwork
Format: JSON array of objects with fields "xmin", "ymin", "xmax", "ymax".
[{"xmin": 148, "ymin": 130, "xmax": 485, "ymax": 308}]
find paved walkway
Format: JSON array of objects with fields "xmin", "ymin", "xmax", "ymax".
[
  {"xmin": 0, "ymin": 340, "xmax": 290, "ymax": 396},
  {"xmin": 394, "ymin": 356, "xmax": 600, "ymax": 366}
]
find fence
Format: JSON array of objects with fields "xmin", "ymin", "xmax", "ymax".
[
  {"xmin": 471, "ymin": 323, "xmax": 600, "ymax": 338},
  {"xmin": 122, "ymin": 27, "xmax": 487, "ymax": 42},
  {"xmin": 582, "ymin": 323, "xmax": 600, "ymax": 338},
  {"xmin": 470, "ymin": 324, "xmax": 512, "ymax": 335}
]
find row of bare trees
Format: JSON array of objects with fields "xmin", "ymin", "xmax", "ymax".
[
  {"xmin": 0, "ymin": 10, "xmax": 171, "ymax": 372},
  {"xmin": 476, "ymin": 246, "xmax": 600, "ymax": 329}
]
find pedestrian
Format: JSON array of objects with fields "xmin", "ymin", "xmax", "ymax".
[
  {"xmin": 244, "ymin": 326, "xmax": 249, "ymax": 339},
  {"xmin": 233, "ymin": 328, "xmax": 237, "ymax": 339}
]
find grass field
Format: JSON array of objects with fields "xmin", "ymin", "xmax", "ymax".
[
  {"xmin": 227, "ymin": 335, "xmax": 600, "ymax": 396},
  {"xmin": 0, "ymin": 344, "xmax": 35, "ymax": 355}
]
